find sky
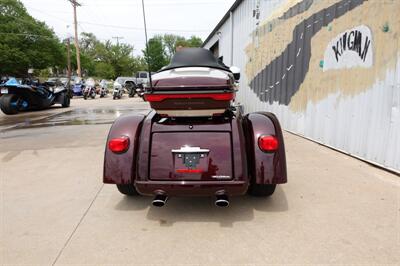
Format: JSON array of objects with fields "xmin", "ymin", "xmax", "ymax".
[{"xmin": 20, "ymin": 0, "xmax": 236, "ymax": 56}]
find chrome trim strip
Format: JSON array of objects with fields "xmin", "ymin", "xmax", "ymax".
[{"xmin": 171, "ymin": 146, "xmax": 210, "ymax": 154}]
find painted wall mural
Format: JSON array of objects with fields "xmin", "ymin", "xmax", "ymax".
[
  {"xmin": 323, "ymin": 25, "xmax": 373, "ymax": 71},
  {"xmin": 245, "ymin": 0, "xmax": 400, "ymax": 111}
]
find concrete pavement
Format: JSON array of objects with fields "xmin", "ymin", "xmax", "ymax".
[{"xmin": 1, "ymin": 96, "xmax": 399, "ymax": 265}]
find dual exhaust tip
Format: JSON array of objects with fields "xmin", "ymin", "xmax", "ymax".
[
  {"xmin": 152, "ymin": 194, "xmax": 168, "ymax": 207},
  {"xmin": 214, "ymin": 194, "xmax": 229, "ymax": 207},
  {"xmin": 151, "ymin": 193, "xmax": 229, "ymax": 207}
]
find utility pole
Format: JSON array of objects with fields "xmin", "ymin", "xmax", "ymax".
[
  {"xmin": 68, "ymin": 0, "xmax": 82, "ymax": 77},
  {"xmin": 141, "ymin": 0, "xmax": 153, "ymax": 89},
  {"xmin": 112, "ymin": 36, "xmax": 124, "ymax": 46},
  {"xmin": 66, "ymin": 38, "xmax": 71, "ymax": 78},
  {"xmin": 66, "ymin": 37, "xmax": 72, "ymax": 96}
]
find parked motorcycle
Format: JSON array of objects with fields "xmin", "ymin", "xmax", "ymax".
[
  {"xmin": 72, "ymin": 77, "xmax": 85, "ymax": 97},
  {"xmin": 104, "ymin": 48, "xmax": 287, "ymax": 206},
  {"xmin": 0, "ymin": 78, "xmax": 70, "ymax": 115},
  {"xmin": 135, "ymin": 84, "xmax": 145, "ymax": 99},
  {"xmin": 83, "ymin": 78, "xmax": 96, "ymax": 100},
  {"xmin": 99, "ymin": 80, "xmax": 109, "ymax": 98},
  {"xmin": 125, "ymin": 81, "xmax": 136, "ymax": 98},
  {"xmin": 112, "ymin": 80, "xmax": 124, "ymax": 100}
]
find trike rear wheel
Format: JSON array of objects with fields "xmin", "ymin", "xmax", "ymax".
[
  {"xmin": 247, "ymin": 184, "xmax": 276, "ymax": 197},
  {"xmin": 116, "ymin": 184, "xmax": 139, "ymax": 196}
]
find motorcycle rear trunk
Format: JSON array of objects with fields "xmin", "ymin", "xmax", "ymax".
[
  {"xmin": 133, "ymin": 113, "xmax": 249, "ymax": 196},
  {"xmin": 145, "ymin": 67, "xmax": 235, "ymax": 117}
]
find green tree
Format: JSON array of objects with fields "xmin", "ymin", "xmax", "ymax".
[
  {"xmin": 0, "ymin": 0, "xmax": 66, "ymax": 76},
  {"xmin": 94, "ymin": 62, "xmax": 115, "ymax": 79},
  {"xmin": 185, "ymin": 36, "xmax": 203, "ymax": 47},
  {"xmin": 163, "ymin": 34, "xmax": 185, "ymax": 60},
  {"xmin": 143, "ymin": 36, "xmax": 168, "ymax": 72},
  {"xmin": 79, "ymin": 32, "xmax": 99, "ymax": 57},
  {"xmin": 161, "ymin": 34, "xmax": 203, "ymax": 60},
  {"xmin": 96, "ymin": 40, "xmax": 135, "ymax": 77},
  {"xmin": 69, "ymin": 44, "xmax": 95, "ymax": 77},
  {"xmin": 69, "ymin": 33, "xmax": 143, "ymax": 78}
]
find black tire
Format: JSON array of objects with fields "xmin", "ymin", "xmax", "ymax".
[
  {"xmin": 248, "ymin": 184, "xmax": 276, "ymax": 197},
  {"xmin": 83, "ymin": 94, "xmax": 87, "ymax": 100},
  {"xmin": 0, "ymin": 94, "xmax": 20, "ymax": 115},
  {"xmin": 126, "ymin": 82, "xmax": 135, "ymax": 97},
  {"xmin": 61, "ymin": 93, "xmax": 70, "ymax": 107},
  {"xmin": 116, "ymin": 184, "xmax": 139, "ymax": 196},
  {"xmin": 129, "ymin": 88, "xmax": 135, "ymax": 98},
  {"xmin": 113, "ymin": 95, "xmax": 117, "ymax": 100}
]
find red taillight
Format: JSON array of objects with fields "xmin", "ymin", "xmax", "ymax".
[
  {"xmin": 108, "ymin": 136, "xmax": 130, "ymax": 153},
  {"xmin": 258, "ymin": 135, "xmax": 279, "ymax": 152},
  {"xmin": 176, "ymin": 169, "xmax": 203, "ymax": 174},
  {"xmin": 144, "ymin": 93, "xmax": 234, "ymax": 102}
]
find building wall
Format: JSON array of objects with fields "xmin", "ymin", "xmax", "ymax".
[{"xmin": 204, "ymin": 0, "xmax": 400, "ymax": 173}]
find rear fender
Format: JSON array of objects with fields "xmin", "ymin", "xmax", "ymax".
[
  {"xmin": 243, "ymin": 112, "xmax": 287, "ymax": 184},
  {"xmin": 103, "ymin": 114, "xmax": 145, "ymax": 184}
]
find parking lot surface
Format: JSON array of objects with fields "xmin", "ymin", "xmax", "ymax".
[{"xmin": 1, "ymin": 97, "xmax": 399, "ymax": 265}]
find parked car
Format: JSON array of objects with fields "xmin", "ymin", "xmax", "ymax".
[
  {"xmin": 134, "ymin": 71, "xmax": 151, "ymax": 88},
  {"xmin": 103, "ymin": 48, "xmax": 287, "ymax": 207},
  {"xmin": 59, "ymin": 77, "xmax": 70, "ymax": 87},
  {"xmin": 0, "ymin": 76, "xmax": 12, "ymax": 97},
  {"xmin": 47, "ymin": 77, "xmax": 71, "ymax": 91},
  {"xmin": 0, "ymin": 77, "xmax": 70, "ymax": 115}
]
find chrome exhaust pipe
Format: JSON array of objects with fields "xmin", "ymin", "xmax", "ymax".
[
  {"xmin": 152, "ymin": 194, "xmax": 168, "ymax": 207},
  {"xmin": 215, "ymin": 194, "xmax": 229, "ymax": 207}
]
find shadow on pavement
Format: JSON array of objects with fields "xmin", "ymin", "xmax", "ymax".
[{"xmin": 114, "ymin": 186, "xmax": 288, "ymax": 227}]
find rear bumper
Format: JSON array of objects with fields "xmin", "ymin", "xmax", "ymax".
[{"xmin": 135, "ymin": 180, "xmax": 248, "ymax": 196}]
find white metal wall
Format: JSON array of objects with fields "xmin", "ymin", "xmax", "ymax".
[{"xmin": 204, "ymin": 0, "xmax": 400, "ymax": 173}]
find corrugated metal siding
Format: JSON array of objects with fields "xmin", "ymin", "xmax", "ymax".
[{"xmin": 204, "ymin": 0, "xmax": 400, "ymax": 173}]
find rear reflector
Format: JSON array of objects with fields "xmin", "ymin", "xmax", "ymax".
[
  {"xmin": 176, "ymin": 169, "xmax": 203, "ymax": 174},
  {"xmin": 108, "ymin": 136, "xmax": 130, "ymax": 153},
  {"xmin": 144, "ymin": 92, "xmax": 234, "ymax": 102},
  {"xmin": 258, "ymin": 135, "xmax": 279, "ymax": 152}
]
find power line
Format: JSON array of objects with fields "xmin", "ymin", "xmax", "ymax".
[
  {"xmin": 82, "ymin": 1, "xmax": 114, "ymax": 40},
  {"xmin": 83, "ymin": 1, "xmax": 228, "ymax": 7},
  {"xmin": 6, "ymin": 13, "xmax": 208, "ymax": 33},
  {"xmin": 79, "ymin": 21, "xmax": 208, "ymax": 33},
  {"xmin": 23, "ymin": 5, "xmax": 72, "ymax": 23}
]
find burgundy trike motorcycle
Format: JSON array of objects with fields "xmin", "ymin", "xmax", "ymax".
[{"xmin": 103, "ymin": 48, "xmax": 287, "ymax": 207}]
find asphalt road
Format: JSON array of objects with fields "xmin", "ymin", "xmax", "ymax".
[{"xmin": 1, "ymin": 96, "xmax": 399, "ymax": 265}]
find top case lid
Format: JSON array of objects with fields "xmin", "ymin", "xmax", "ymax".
[{"xmin": 160, "ymin": 48, "xmax": 230, "ymax": 72}]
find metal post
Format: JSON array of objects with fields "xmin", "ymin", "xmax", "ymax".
[
  {"xmin": 112, "ymin": 36, "xmax": 124, "ymax": 46},
  {"xmin": 230, "ymin": 11, "xmax": 234, "ymax": 66},
  {"xmin": 66, "ymin": 37, "xmax": 72, "ymax": 97},
  {"xmin": 141, "ymin": 0, "xmax": 153, "ymax": 90},
  {"xmin": 68, "ymin": 0, "xmax": 82, "ymax": 77}
]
